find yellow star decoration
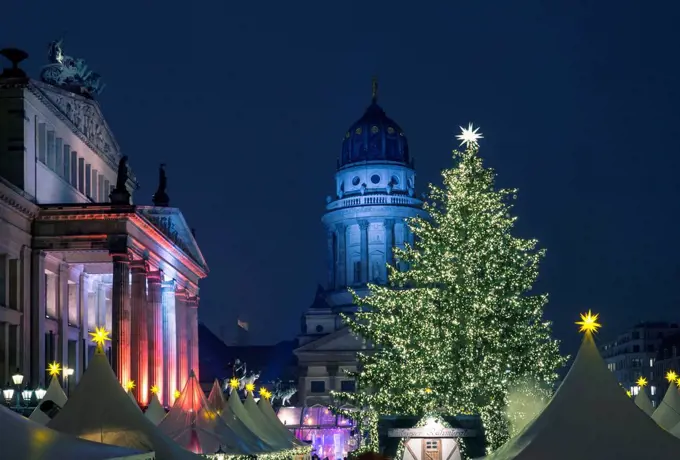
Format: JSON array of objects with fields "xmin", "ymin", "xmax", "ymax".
[
  {"xmin": 259, "ymin": 387, "xmax": 271, "ymax": 400},
  {"xmin": 89, "ymin": 327, "xmax": 111, "ymax": 347},
  {"xmin": 245, "ymin": 382, "xmax": 255, "ymax": 394},
  {"xmin": 47, "ymin": 361, "xmax": 62, "ymax": 377},
  {"xmin": 626, "ymin": 390, "xmax": 632, "ymax": 398},
  {"xmin": 636, "ymin": 376, "xmax": 648, "ymax": 388},
  {"xmin": 229, "ymin": 378, "xmax": 239, "ymax": 389},
  {"xmin": 575, "ymin": 310, "xmax": 601, "ymax": 334},
  {"xmin": 125, "ymin": 381, "xmax": 136, "ymax": 391},
  {"xmin": 174, "ymin": 390, "xmax": 181, "ymax": 399},
  {"xmin": 150, "ymin": 385, "xmax": 159, "ymax": 395},
  {"xmin": 424, "ymin": 388, "xmax": 433, "ymax": 394},
  {"xmin": 666, "ymin": 370, "xmax": 678, "ymax": 383},
  {"xmin": 675, "ymin": 377, "xmax": 680, "ymax": 387}
]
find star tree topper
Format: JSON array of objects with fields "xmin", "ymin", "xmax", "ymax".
[{"xmin": 456, "ymin": 123, "xmax": 483, "ymax": 148}]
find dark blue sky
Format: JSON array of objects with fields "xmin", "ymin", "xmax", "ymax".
[{"xmin": 3, "ymin": 1, "xmax": 680, "ymax": 355}]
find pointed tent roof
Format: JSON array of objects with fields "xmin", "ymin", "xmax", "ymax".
[
  {"xmin": 207, "ymin": 379, "xmax": 225, "ymax": 412},
  {"xmin": 242, "ymin": 391, "xmax": 295, "ymax": 450},
  {"xmin": 634, "ymin": 387, "xmax": 654, "ymax": 416},
  {"xmin": 484, "ymin": 331, "xmax": 680, "ymax": 459},
  {"xmin": 47, "ymin": 344, "xmax": 202, "ymax": 460},
  {"xmin": 0, "ymin": 403, "xmax": 152, "ymax": 460},
  {"xmin": 258, "ymin": 396, "xmax": 307, "ymax": 447},
  {"xmin": 651, "ymin": 383, "xmax": 680, "ymax": 430},
  {"xmin": 145, "ymin": 393, "xmax": 167, "ymax": 426},
  {"xmin": 128, "ymin": 390, "xmax": 142, "ymax": 412},
  {"xmin": 158, "ymin": 370, "xmax": 255, "ymax": 455},
  {"xmin": 223, "ymin": 389, "xmax": 275, "ymax": 453},
  {"xmin": 29, "ymin": 376, "xmax": 69, "ymax": 425}
]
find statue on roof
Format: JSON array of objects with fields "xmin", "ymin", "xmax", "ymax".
[
  {"xmin": 109, "ymin": 156, "xmax": 131, "ymax": 205},
  {"xmin": 152, "ymin": 163, "xmax": 170, "ymax": 207},
  {"xmin": 40, "ymin": 39, "xmax": 105, "ymax": 97}
]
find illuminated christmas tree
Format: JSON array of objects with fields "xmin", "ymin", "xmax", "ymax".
[{"xmin": 333, "ymin": 125, "xmax": 565, "ymax": 452}]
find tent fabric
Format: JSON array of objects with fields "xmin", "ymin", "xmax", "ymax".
[
  {"xmin": 157, "ymin": 370, "xmax": 255, "ymax": 455},
  {"xmin": 47, "ymin": 345, "xmax": 202, "ymax": 460},
  {"xmin": 243, "ymin": 392, "xmax": 296, "ymax": 449},
  {"xmin": 652, "ymin": 384, "xmax": 680, "ymax": 430},
  {"xmin": 634, "ymin": 388, "xmax": 654, "ymax": 416},
  {"xmin": 258, "ymin": 397, "xmax": 306, "ymax": 447},
  {"xmin": 29, "ymin": 376, "xmax": 68, "ymax": 425},
  {"xmin": 482, "ymin": 332, "xmax": 680, "ymax": 460},
  {"xmin": 145, "ymin": 394, "xmax": 167, "ymax": 426},
  {"xmin": 0, "ymin": 403, "xmax": 152, "ymax": 460},
  {"xmin": 223, "ymin": 390, "xmax": 275, "ymax": 453},
  {"xmin": 129, "ymin": 391, "xmax": 142, "ymax": 412},
  {"xmin": 207, "ymin": 379, "xmax": 225, "ymax": 412}
]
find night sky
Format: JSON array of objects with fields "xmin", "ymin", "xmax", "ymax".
[{"xmin": 3, "ymin": 1, "xmax": 680, "ymax": 356}]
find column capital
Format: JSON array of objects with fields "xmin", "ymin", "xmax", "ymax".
[
  {"xmin": 111, "ymin": 252, "xmax": 131, "ymax": 264},
  {"xmin": 147, "ymin": 270, "xmax": 162, "ymax": 283},
  {"xmin": 161, "ymin": 279, "xmax": 176, "ymax": 291},
  {"xmin": 129, "ymin": 259, "xmax": 148, "ymax": 273},
  {"xmin": 358, "ymin": 219, "xmax": 370, "ymax": 230},
  {"xmin": 384, "ymin": 218, "xmax": 395, "ymax": 227},
  {"xmin": 335, "ymin": 222, "xmax": 347, "ymax": 232},
  {"xmin": 175, "ymin": 288, "xmax": 188, "ymax": 299}
]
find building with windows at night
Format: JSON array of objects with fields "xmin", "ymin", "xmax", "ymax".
[
  {"xmin": 292, "ymin": 80, "xmax": 427, "ymax": 458},
  {"xmin": 0, "ymin": 44, "xmax": 208, "ymax": 407}
]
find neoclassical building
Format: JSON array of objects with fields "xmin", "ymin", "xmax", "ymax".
[
  {"xmin": 295, "ymin": 82, "xmax": 427, "ymax": 406},
  {"xmin": 0, "ymin": 45, "xmax": 208, "ymax": 407}
]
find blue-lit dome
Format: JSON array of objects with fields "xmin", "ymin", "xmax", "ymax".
[{"xmin": 339, "ymin": 85, "xmax": 410, "ymax": 168}]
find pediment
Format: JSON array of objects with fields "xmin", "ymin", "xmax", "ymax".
[
  {"xmin": 295, "ymin": 327, "xmax": 363, "ymax": 353},
  {"xmin": 136, "ymin": 206, "xmax": 209, "ymax": 273},
  {"xmin": 29, "ymin": 80, "xmax": 123, "ymax": 171}
]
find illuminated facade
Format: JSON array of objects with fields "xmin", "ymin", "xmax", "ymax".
[
  {"xmin": 0, "ymin": 47, "xmax": 208, "ymax": 407},
  {"xmin": 295, "ymin": 81, "xmax": 427, "ymax": 406}
]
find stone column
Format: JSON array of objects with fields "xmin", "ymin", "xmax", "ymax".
[
  {"xmin": 77, "ymin": 272, "xmax": 88, "ymax": 378},
  {"xmin": 57, "ymin": 264, "xmax": 69, "ymax": 376},
  {"xmin": 111, "ymin": 252, "xmax": 131, "ymax": 386},
  {"xmin": 384, "ymin": 219, "xmax": 395, "ymax": 268},
  {"xmin": 186, "ymin": 296, "xmax": 199, "ymax": 382},
  {"xmin": 130, "ymin": 260, "xmax": 149, "ymax": 404},
  {"xmin": 19, "ymin": 246, "xmax": 31, "ymax": 380},
  {"xmin": 326, "ymin": 230, "xmax": 335, "ymax": 290},
  {"xmin": 175, "ymin": 288, "xmax": 188, "ymax": 393},
  {"xmin": 161, "ymin": 281, "xmax": 177, "ymax": 406},
  {"xmin": 147, "ymin": 271, "xmax": 164, "ymax": 405},
  {"xmin": 30, "ymin": 250, "xmax": 46, "ymax": 387},
  {"xmin": 359, "ymin": 220, "xmax": 369, "ymax": 283},
  {"xmin": 334, "ymin": 224, "xmax": 346, "ymax": 289}
]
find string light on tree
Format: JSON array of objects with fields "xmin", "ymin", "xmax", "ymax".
[
  {"xmin": 331, "ymin": 125, "xmax": 565, "ymax": 453},
  {"xmin": 47, "ymin": 362, "xmax": 62, "ymax": 378}
]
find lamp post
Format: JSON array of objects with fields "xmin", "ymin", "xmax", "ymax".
[
  {"xmin": 34, "ymin": 387, "xmax": 46, "ymax": 402},
  {"xmin": 63, "ymin": 367, "xmax": 74, "ymax": 397},
  {"xmin": 4, "ymin": 369, "xmax": 26, "ymax": 413}
]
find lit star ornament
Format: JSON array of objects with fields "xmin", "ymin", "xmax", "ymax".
[
  {"xmin": 174, "ymin": 389, "xmax": 181, "ymax": 399},
  {"xmin": 229, "ymin": 378, "xmax": 239, "ymax": 390},
  {"xmin": 259, "ymin": 387, "xmax": 271, "ymax": 400},
  {"xmin": 47, "ymin": 361, "xmax": 62, "ymax": 377},
  {"xmin": 89, "ymin": 326, "xmax": 111, "ymax": 347},
  {"xmin": 636, "ymin": 376, "xmax": 648, "ymax": 388},
  {"xmin": 456, "ymin": 123, "xmax": 483, "ymax": 148},
  {"xmin": 245, "ymin": 382, "xmax": 255, "ymax": 394},
  {"xmin": 666, "ymin": 370, "xmax": 678, "ymax": 383},
  {"xmin": 125, "ymin": 381, "xmax": 136, "ymax": 391},
  {"xmin": 150, "ymin": 385, "xmax": 159, "ymax": 395},
  {"xmin": 575, "ymin": 310, "xmax": 601, "ymax": 334}
]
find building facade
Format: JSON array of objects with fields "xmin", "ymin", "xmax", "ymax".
[
  {"xmin": 0, "ymin": 45, "xmax": 208, "ymax": 407},
  {"xmin": 295, "ymin": 81, "xmax": 427, "ymax": 406},
  {"xmin": 600, "ymin": 322, "xmax": 679, "ymax": 407}
]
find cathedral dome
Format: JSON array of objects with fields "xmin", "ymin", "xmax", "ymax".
[{"xmin": 339, "ymin": 81, "xmax": 410, "ymax": 168}]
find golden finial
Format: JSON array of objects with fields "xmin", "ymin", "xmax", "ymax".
[
  {"xmin": 371, "ymin": 76, "xmax": 378, "ymax": 103},
  {"xmin": 575, "ymin": 310, "xmax": 601, "ymax": 334}
]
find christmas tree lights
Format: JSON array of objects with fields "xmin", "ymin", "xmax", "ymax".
[{"xmin": 332, "ymin": 125, "xmax": 565, "ymax": 453}]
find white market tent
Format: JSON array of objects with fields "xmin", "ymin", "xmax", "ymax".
[
  {"xmin": 634, "ymin": 387, "xmax": 654, "ymax": 416},
  {"xmin": 128, "ymin": 390, "xmax": 142, "ymax": 412},
  {"xmin": 158, "ymin": 370, "xmax": 255, "ymax": 455},
  {"xmin": 29, "ymin": 375, "xmax": 68, "ymax": 425},
  {"xmin": 207, "ymin": 379, "xmax": 225, "ymax": 412},
  {"xmin": 243, "ymin": 391, "xmax": 296, "ymax": 449},
  {"xmin": 47, "ymin": 344, "xmax": 202, "ymax": 460},
  {"xmin": 223, "ymin": 389, "xmax": 275, "ymax": 453},
  {"xmin": 0, "ymin": 403, "xmax": 153, "ymax": 460},
  {"xmin": 482, "ymin": 329, "xmax": 680, "ymax": 460},
  {"xmin": 145, "ymin": 394, "xmax": 167, "ymax": 426},
  {"xmin": 257, "ymin": 396, "xmax": 307, "ymax": 447},
  {"xmin": 651, "ymin": 383, "xmax": 680, "ymax": 431}
]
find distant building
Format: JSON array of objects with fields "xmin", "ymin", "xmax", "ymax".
[
  {"xmin": 653, "ymin": 332, "xmax": 680, "ymax": 398},
  {"xmin": 295, "ymin": 80, "xmax": 427, "ymax": 407},
  {"xmin": 600, "ymin": 322, "xmax": 679, "ymax": 407}
]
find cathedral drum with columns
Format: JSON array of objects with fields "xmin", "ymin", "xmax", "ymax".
[
  {"xmin": 295, "ymin": 80, "xmax": 427, "ymax": 409},
  {"xmin": 0, "ymin": 45, "xmax": 208, "ymax": 408}
]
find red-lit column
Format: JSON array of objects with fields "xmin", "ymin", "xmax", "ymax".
[
  {"xmin": 162, "ymin": 281, "xmax": 177, "ymax": 405},
  {"xmin": 111, "ymin": 252, "xmax": 131, "ymax": 386},
  {"xmin": 186, "ymin": 296, "xmax": 199, "ymax": 382},
  {"xmin": 175, "ymin": 288, "xmax": 188, "ymax": 392},
  {"xmin": 147, "ymin": 270, "xmax": 164, "ymax": 405},
  {"xmin": 130, "ymin": 260, "xmax": 148, "ymax": 404}
]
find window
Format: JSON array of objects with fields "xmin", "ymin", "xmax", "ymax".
[
  {"xmin": 70, "ymin": 151, "xmax": 78, "ymax": 187},
  {"xmin": 371, "ymin": 174, "xmax": 380, "ymax": 184},
  {"xmin": 391, "ymin": 175, "xmax": 399, "ymax": 185},
  {"xmin": 63, "ymin": 145, "xmax": 71, "ymax": 182},
  {"xmin": 352, "ymin": 176, "xmax": 360, "ymax": 186},
  {"xmin": 353, "ymin": 261, "xmax": 361, "ymax": 284},
  {"xmin": 46, "ymin": 130, "xmax": 56, "ymax": 171},
  {"xmin": 651, "ymin": 385, "xmax": 657, "ymax": 396},
  {"xmin": 632, "ymin": 331, "xmax": 640, "ymax": 340},
  {"xmin": 55, "ymin": 138, "xmax": 63, "ymax": 177},
  {"xmin": 315, "ymin": 325, "xmax": 324, "ymax": 333},
  {"xmin": 341, "ymin": 380, "xmax": 355, "ymax": 392},
  {"xmin": 310, "ymin": 381, "xmax": 325, "ymax": 393},
  {"xmin": 633, "ymin": 345, "xmax": 640, "ymax": 353},
  {"xmin": 37, "ymin": 123, "xmax": 46, "ymax": 163},
  {"xmin": 85, "ymin": 164, "xmax": 92, "ymax": 197},
  {"xmin": 650, "ymin": 358, "xmax": 655, "ymax": 367},
  {"xmin": 78, "ymin": 157, "xmax": 85, "ymax": 193},
  {"xmin": 631, "ymin": 385, "xmax": 639, "ymax": 396}
]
